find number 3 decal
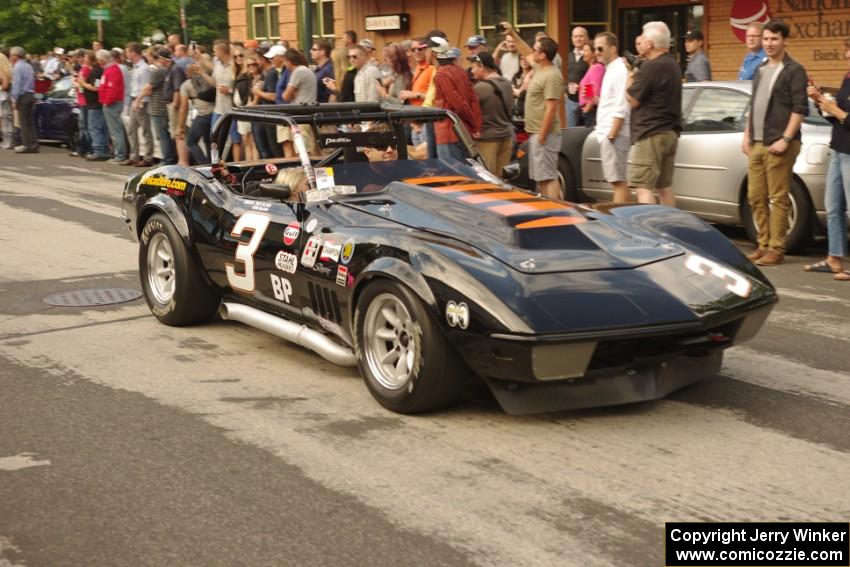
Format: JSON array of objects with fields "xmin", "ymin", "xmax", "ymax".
[
  {"xmin": 226, "ymin": 212, "xmax": 271, "ymax": 292},
  {"xmin": 685, "ymin": 254, "xmax": 752, "ymax": 298}
]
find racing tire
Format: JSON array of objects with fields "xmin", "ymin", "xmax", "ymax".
[
  {"xmin": 557, "ymin": 156, "xmax": 580, "ymax": 203},
  {"xmin": 354, "ymin": 279, "xmax": 463, "ymax": 414},
  {"xmin": 139, "ymin": 213, "xmax": 220, "ymax": 326},
  {"xmin": 742, "ymin": 177, "xmax": 812, "ymax": 254}
]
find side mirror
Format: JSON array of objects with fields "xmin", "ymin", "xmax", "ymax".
[{"xmin": 258, "ymin": 183, "xmax": 292, "ymax": 201}]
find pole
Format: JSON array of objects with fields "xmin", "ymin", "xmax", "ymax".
[
  {"xmin": 180, "ymin": 0, "xmax": 188, "ymax": 44},
  {"xmin": 302, "ymin": 0, "xmax": 313, "ymax": 59},
  {"xmin": 97, "ymin": 19, "xmax": 103, "ymax": 44}
]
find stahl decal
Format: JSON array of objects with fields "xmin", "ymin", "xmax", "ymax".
[{"xmin": 275, "ymin": 251, "xmax": 298, "ymax": 274}]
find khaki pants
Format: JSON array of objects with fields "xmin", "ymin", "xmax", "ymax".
[
  {"xmin": 477, "ymin": 137, "xmax": 513, "ymax": 176},
  {"xmin": 747, "ymin": 140, "xmax": 801, "ymax": 254}
]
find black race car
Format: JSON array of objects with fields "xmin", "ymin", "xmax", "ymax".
[{"xmin": 121, "ymin": 103, "xmax": 777, "ymax": 415}]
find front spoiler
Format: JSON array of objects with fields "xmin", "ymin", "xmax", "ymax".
[{"xmin": 484, "ymin": 349, "xmax": 722, "ymax": 415}]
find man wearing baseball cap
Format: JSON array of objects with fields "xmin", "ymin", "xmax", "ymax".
[
  {"xmin": 466, "ymin": 35, "xmax": 488, "ymax": 55},
  {"xmin": 431, "ymin": 36, "xmax": 481, "ymax": 160},
  {"xmin": 683, "ymin": 30, "xmax": 712, "ymax": 82},
  {"xmin": 470, "ymin": 52, "xmax": 513, "ymax": 175}
]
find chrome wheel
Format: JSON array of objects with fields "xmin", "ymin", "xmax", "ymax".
[
  {"xmin": 363, "ymin": 293, "xmax": 418, "ymax": 390},
  {"xmin": 147, "ymin": 232, "xmax": 176, "ymax": 304}
]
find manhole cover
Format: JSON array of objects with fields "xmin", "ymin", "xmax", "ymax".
[{"xmin": 44, "ymin": 288, "xmax": 143, "ymax": 307}]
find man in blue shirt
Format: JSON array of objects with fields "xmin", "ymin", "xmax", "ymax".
[
  {"xmin": 311, "ymin": 40, "xmax": 334, "ymax": 103},
  {"xmin": 9, "ymin": 46, "xmax": 38, "ymax": 153},
  {"xmin": 738, "ymin": 24, "xmax": 766, "ymax": 80}
]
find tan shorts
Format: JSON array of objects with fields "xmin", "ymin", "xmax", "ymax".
[{"xmin": 628, "ymin": 129, "xmax": 679, "ymax": 190}]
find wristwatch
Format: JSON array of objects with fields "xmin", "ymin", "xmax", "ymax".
[{"xmin": 781, "ymin": 135, "xmax": 792, "ymax": 143}]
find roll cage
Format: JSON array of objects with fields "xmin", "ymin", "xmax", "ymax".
[{"xmin": 210, "ymin": 103, "xmax": 480, "ymax": 194}]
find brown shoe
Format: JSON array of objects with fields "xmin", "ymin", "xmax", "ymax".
[
  {"xmin": 755, "ymin": 250, "xmax": 785, "ymax": 266},
  {"xmin": 134, "ymin": 159, "xmax": 153, "ymax": 167},
  {"xmin": 118, "ymin": 159, "xmax": 136, "ymax": 166},
  {"xmin": 747, "ymin": 248, "xmax": 767, "ymax": 261}
]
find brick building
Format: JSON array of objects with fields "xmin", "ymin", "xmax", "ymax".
[{"xmin": 227, "ymin": 0, "xmax": 850, "ymax": 85}]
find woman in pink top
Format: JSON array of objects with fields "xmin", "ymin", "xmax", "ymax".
[
  {"xmin": 71, "ymin": 50, "xmax": 91, "ymax": 156},
  {"xmin": 577, "ymin": 44, "xmax": 604, "ymax": 128}
]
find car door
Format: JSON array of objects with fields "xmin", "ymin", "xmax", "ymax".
[
  {"xmin": 581, "ymin": 86, "xmax": 698, "ymax": 202},
  {"xmin": 223, "ymin": 198, "xmax": 305, "ymax": 320},
  {"xmin": 671, "ymin": 86, "xmax": 750, "ymax": 223}
]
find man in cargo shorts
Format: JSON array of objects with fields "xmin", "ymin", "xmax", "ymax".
[
  {"xmin": 626, "ymin": 21, "xmax": 682, "ymax": 206},
  {"xmin": 502, "ymin": 22, "xmax": 564, "ymax": 200}
]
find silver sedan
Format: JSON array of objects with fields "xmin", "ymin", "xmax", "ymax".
[{"xmin": 515, "ymin": 81, "xmax": 831, "ymax": 253}]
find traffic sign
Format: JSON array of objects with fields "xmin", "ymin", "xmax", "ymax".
[{"xmin": 88, "ymin": 8, "xmax": 110, "ymax": 21}]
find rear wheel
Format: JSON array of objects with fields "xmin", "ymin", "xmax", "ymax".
[
  {"xmin": 557, "ymin": 156, "xmax": 580, "ymax": 202},
  {"xmin": 354, "ymin": 279, "xmax": 463, "ymax": 414},
  {"xmin": 742, "ymin": 177, "xmax": 812, "ymax": 253},
  {"xmin": 139, "ymin": 213, "xmax": 220, "ymax": 326}
]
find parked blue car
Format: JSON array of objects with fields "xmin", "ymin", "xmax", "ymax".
[{"xmin": 32, "ymin": 76, "xmax": 80, "ymax": 150}]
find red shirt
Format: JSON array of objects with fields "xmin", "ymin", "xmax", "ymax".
[
  {"xmin": 76, "ymin": 65, "xmax": 90, "ymax": 106},
  {"xmin": 98, "ymin": 63, "xmax": 124, "ymax": 106}
]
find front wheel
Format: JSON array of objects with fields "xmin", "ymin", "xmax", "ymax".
[
  {"xmin": 354, "ymin": 279, "xmax": 463, "ymax": 414},
  {"xmin": 557, "ymin": 156, "xmax": 580, "ymax": 202},
  {"xmin": 139, "ymin": 213, "xmax": 220, "ymax": 326},
  {"xmin": 742, "ymin": 177, "xmax": 812, "ymax": 253}
]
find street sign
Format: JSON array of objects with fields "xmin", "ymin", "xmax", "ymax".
[{"xmin": 88, "ymin": 8, "xmax": 110, "ymax": 21}]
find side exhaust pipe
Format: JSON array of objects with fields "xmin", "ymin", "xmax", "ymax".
[{"xmin": 219, "ymin": 302, "xmax": 358, "ymax": 367}]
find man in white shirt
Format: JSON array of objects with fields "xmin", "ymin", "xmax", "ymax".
[
  {"xmin": 350, "ymin": 45, "xmax": 380, "ymax": 102},
  {"xmin": 125, "ymin": 42, "xmax": 154, "ymax": 167},
  {"xmin": 493, "ymin": 34, "xmax": 520, "ymax": 81},
  {"xmin": 593, "ymin": 32, "xmax": 631, "ymax": 203}
]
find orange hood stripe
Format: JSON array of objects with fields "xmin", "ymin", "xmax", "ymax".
[
  {"xmin": 403, "ymin": 176, "xmax": 474, "ymax": 186},
  {"xmin": 459, "ymin": 191, "xmax": 537, "ymax": 204},
  {"xmin": 515, "ymin": 216, "xmax": 587, "ymax": 229},
  {"xmin": 426, "ymin": 183, "xmax": 503, "ymax": 194},
  {"xmin": 488, "ymin": 201, "xmax": 570, "ymax": 216}
]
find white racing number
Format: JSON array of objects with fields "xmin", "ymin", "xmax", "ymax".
[
  {"xmin": 685, "ymin": 254, "xmax": 752, "ymax": 298},
  {"xmin": 226, "ymin": 212, "xmax": 272, "ymax": 292}
]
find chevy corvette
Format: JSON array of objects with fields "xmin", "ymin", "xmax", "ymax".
[{"xmin": 122, "ymin": 103, "xmax": 777, "ymax": 415}]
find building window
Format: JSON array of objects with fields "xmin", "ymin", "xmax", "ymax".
[
  {"xmin": 251, "ymin": 2, "xmax": 280, "ymax": 40},
  {"xmin": 571, "ymin": 0, "xmax": 611, "ymax": 42},
  {"xmin": 477, "ymin": 0, "xmax": 546, "ymax": 47},
  {"xmin": 620, "ymin": 5, "xmax": 703, "ymax": 65},
  {"xmin": 311, "ymin": 0, "xmax": 335, "ymax": 38}
]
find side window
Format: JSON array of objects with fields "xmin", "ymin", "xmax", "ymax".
[{"xmin": 683, "ymin": 88, "xmax": 750, "ymax": 133}]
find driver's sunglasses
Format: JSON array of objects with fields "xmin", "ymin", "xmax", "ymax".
[
  {"xmin": 594, "ymin": 46, "xmax": 605, "ymax": 52},
  {"xmin": 412, "ymin": 47, "xmax": 426, "ymax": 52}
]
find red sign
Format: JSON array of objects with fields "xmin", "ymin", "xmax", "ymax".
[{"xmin": 730, "ymin": 0, "xmax": 772, "ymax": 43}]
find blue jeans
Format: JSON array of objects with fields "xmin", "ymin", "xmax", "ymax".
[
  {"xmin": 210, "ymin": 112, "xmax": 242, "ymax": 144},
  {"xmin": 76, "ymin": 105, "xmax": 91, "ymax": 155},
  {"xmin": 103, "ymin": 101, "xmax": 127, "ymax": 160},
  {"xmin": 825, "ymin": 151, "xmax": 850, "ymax": 258},
  {"xmin": 187, "ymin": 113, "xmax": 212, "ymax": 165},
  {"xmin": 87, "ymin": 108, "xmax": 108, "ymax": 158},
  {"xmin": 566, "ymin": 98, "xmax": 580, "ymax": 128},
  {"xmin": 436, "ymin": 142, "xmax": 465, "ymax": 161},
  {"xmin": 151, "ymin": 114, "xmax": 176, "ymax": 164}
]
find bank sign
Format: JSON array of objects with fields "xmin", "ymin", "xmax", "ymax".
[{"xmin": 730, "ymin": 0, "xmax": 849, "ymax": 61}]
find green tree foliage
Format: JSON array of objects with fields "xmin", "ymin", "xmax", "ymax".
[{"xmin": 0, "ymin": 0, "xmax": 228, "ymax": 55}]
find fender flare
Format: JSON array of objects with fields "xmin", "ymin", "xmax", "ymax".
[
  {"xmin": 138, "ymin": 194, "xmax": 191, "ymax": 241},
  {"xmin": 352, "ymin": 256, "xmax": 437, "ymax": 316}
]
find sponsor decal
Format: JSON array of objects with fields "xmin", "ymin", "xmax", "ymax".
[
  {"xmin": 305, "ymin": 218, "xmax": 318, "ymax": 233},
  {"xmin": 685, "ymin": 254, "xmax": 752, "ymax": 298},
  {"xmin": 315, "ymin": 167, "xmax": 335, "ymax": 190},
  {"xmin": 283, "ymin": 221, "xmax": 300, "ymax": 246},
  {"xmin": 730, "ymin": 0, "xmax": 771, "ymax": 43},
  {"xmin": 445, "ymin": 301, "xmax": 470, "ymax": 330},
  {"xmin": 313, "ymin": 263, "xmax": 333, "ymax": 275},
  {"xmin": 340, "ymin": 239, "xmax": 355, "ymax": 265},
  {"xmin": 320, "ymin": 240, "xmax": 341, "ymax": 262},
  {"xmin": 251, "ymin": 201, "xmax": 272, "ymax": 212},
  {"xmin": 141, "ymin": 176, "xmax": 188, "ymax": 193},
  {"xmin": 265, "ymin": 163, "xmax": 278, "ymax": 175},
  {"xmin": 336, "ymin": 265, "xmax": 348, "ymax": 287},
  {"xmin": 301, "ymin": 236, "xmax": 322, "ymax": 268},
  {"xmin": 269, "ymin": 274, "xmax": 293, "ymax": 303},
  {"xmin": 275, "ymin": 251, "xmax": 298, "ymax": 274}
]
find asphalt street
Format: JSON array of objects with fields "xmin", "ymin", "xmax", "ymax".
[{"xmin": 0, "ymin": 146, "xmax": 848, "ymax": 567}]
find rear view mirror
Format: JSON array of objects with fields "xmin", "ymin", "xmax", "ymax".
[{"xmin": 259, "ymin": 183, "xmax": 292, "ymax": 201}]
